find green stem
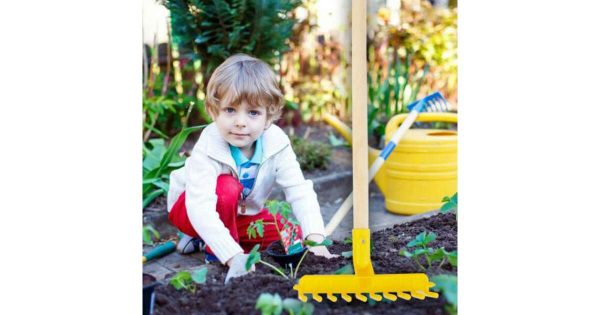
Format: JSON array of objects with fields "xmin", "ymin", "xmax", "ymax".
[
  {"xmin": 259, "ymin": 260, "xmax": 289, "ymax": 279},
  {"xmin": 293, "ymin": 248, "xmax": 311, "ymax": 278},
  {"xmin": 438, "ymin": 257, "xmax": 447, "ymax": 269}
]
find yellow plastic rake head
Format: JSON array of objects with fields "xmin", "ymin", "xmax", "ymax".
[{"xmin": 293, "ymin": 229, "xmax": 439, "ymax": 303}]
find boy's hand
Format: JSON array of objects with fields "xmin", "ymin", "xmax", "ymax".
[
  {"xmin": 224, "ymin": 252, "xmax": 254, "ymax": 284},
  {"xmin": 306, "ymin": 234, "xmax": 339, "ymax": 259}
]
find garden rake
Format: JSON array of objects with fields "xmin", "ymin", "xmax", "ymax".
[{"xmin": 293, "ymin": 0, "xmax": 438, "ymax": 303}]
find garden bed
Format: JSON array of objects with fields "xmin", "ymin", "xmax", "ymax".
[{"xmin": 153, "ymin": 212, "xmax": 457, "ymax": 315}]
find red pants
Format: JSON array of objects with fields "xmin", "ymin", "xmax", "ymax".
[{"xmin": 168, "ymin": 174, "xmax": 302, "ymax": 255}]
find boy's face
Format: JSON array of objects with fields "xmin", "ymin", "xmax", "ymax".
[{"xmin": 209, "ymin": 99, "xmax": 273, "ymax": 154}]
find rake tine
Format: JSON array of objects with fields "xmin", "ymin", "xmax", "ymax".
[
  {"xmin": 355, "ymin": 293, "xmax": 368, "ymax": 302},
  {"xmin": 340, "ymin": 293, "xmax": 352, "ymax": 302},
  {"xmin": 383, "ymin": 293, "xmax": 397, "ymax": 301},
  {"xmin": 369, "ymin": 293, "xmax": 382, "ymax": 301},
  {"xmin": 312, "ymin": 293, "xmax": 323, "ymax": 302},
  {"xmin": 397, "ymin": 292, "xmax": 412, "ymax": 300},
  {"xmin": 423, "ymin": 291, "xmax": 439, "ymax": 299},
  {"xmin": 326, "ymin": 293, "xmax": 337, "ymax": 302},
  {"xmin": 298, "ymin": 294, "xmax": 308, "ymax": 302},
  {"xmin": 411, "ymin": 290, "xmax": 426, "ymax": 300}
]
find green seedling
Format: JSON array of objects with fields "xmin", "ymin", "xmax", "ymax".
[
  {"xmin": 399, "ymin": 231, "xmax": 457, "ymax": 271},
  {"xmin": 247, "ymin": 200, "xmax": 300, "ymax": 253},
  {"xmin": 246, "ymin": 239, "xmax": 333, "ymax": 280},
  {"xmin": 440, "ymin": 193, "xmax": 458, "ymax": 214},
  {"xmin": 255, "ymin": 293, "xmax": 314, "ymax": 315},
  {"xmin": 169, "ymin": 267, "xmax": 208, "ymax": 293},
  {"xmin": 142, "ymin": 224, "xmax": 161, "ymax": 245},
  {"xmin": 432, "ymin": 274, "xmax": 457, "ymax": 315},
  {"xmin": 246, "ymin": 244, "xmax": 289, "ymax": 279}
]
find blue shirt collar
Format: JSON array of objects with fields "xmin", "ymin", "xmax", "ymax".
[{"xmin": 229, "ymin": 136, "xmax": 263, "ymax": 167}]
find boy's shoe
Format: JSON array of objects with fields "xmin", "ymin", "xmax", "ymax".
[
  {"xmin": 176, "ymin": 234, "xmax": 205, "ymax": 254},
  {"xmin": 204, "ymin": 252, "xmax": 219, "ymax": 264}
]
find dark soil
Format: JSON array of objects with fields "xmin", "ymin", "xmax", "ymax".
[{"xmin": 153, "ymin": 213, "xmax": 457, "ymax": 315}]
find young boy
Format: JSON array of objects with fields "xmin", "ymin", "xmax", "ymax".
[{"xmin": 167, "ymin": 54, "xmax": 336, "ymax": 283}]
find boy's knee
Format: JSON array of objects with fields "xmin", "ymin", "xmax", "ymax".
[{"xmin": 216, "ymin": 174, "xmax": 242, "ymax": 204}]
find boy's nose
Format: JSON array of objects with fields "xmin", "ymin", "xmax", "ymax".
[{"xmin": 234, "ymin": 115, "xmax": 246, "ymax": 127}]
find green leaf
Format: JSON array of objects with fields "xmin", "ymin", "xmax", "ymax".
[
  {"xmin": 334, "ymin": 264, "xmax": 354, "ymax": 275},
  {"xmin": 170, "ymin": 271, "xmax": 193, "ymax": 291},
  {"xmin": 431, "ymin": 274, "xmax": 457, "ymax": 306},
  {"xmin": 158, "ymin": 125, "xmax": 204, "ymax": 172},
  {"xmin": 143, "ymin": 189, "xmax": 164, "ymax": 208},
  {"xmin": 341, "ymin": 251, "xmax": 353, "ymax": 258},
  {"xmin": 256, "ymin": 293, "xmax": 283, "ymax": 315},
  {"xmin": 191, "ymin": 266, "xmax": 208, "ymax": 284},
  {"xmin": 142, "ymin": 225, "xmax": 160, "ymax": 245},
  {"xmin": 283, "ymin": 298, "xmax": 314, "ymax": 315},
  {"xmin": 399, "ymin": 249, "xmax": 413, "ymax": 258},
  {"xmin": 446, "ymin": 250, "xmax": 458, "ymax": 267},
  {"xmin": 407, "ymin": 231, "xmax": 436, "ymax": 247},
  {"xmin": 430, "ymin": 248, "xmax": 446, "ymax": 262},
  {"xmin": 303, "ymin": 238, "xmax": 333, "ymax": 248},
  {"xmin": 246, "ymin": 244, "xmax": 261, "ymax": 271}
]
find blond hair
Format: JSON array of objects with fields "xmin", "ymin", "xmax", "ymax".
[{"xmin": 205, "ymin": 54, "xmax": 284, "ymax": 121}]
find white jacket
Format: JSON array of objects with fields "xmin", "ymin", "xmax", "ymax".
[{"xmin": 167, "ymin": 123, "xmax": 326, "ymax": 263}]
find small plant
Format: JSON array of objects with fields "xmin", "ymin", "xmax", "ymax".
[
  {"xmin": 169, "ymin": 267, "xmax": 208, "ymax": 293},
  {"xmin": 246, "ymin": 200, "xmax": 333, "ymax": 279},
  {"xmin": 255, "ymin": 293, "xmax": 314, "ymax": 315},
  {"xmin": 142, "ymin": 224, "xmax": 161, "ymax": 245},
  {"xmin": 440, "ymin": 192, "xmax": 458, "ymax": 214},
  {"xmin": 247, "ymin": 200, "xmax": 301, "ymax": 254},
  {"xmin": 399, "ymin": 231, "xmax": 457, "ymax": 271},
  {"xmin": 290, "ymin": 135, "xmax": 332, "ymax": 172},
  {"xmin": 431, "ymin": 274, "xmax": 457, "ymax": 315}
]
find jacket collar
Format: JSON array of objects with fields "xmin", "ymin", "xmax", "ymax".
[{"xmin": 195, "ymin": 122, "xmax": 290, "ymax": 169}]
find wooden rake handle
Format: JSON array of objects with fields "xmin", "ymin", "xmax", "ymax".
[{"xmin": 352, "ymin": 0, "xmax": 368, "ymax": 229}]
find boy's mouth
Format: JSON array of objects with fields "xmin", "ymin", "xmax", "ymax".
[{"xmin": 230, "ymin": 132, "xmax": 249, "ymax": 137}]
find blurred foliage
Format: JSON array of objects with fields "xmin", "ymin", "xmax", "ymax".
[
  {"xmin": 143, "ymin": 42, "xmax": 211, "ymax": 141},
  {"xmin": 279, "ymin": 0, "xmax": 350, "ymax": 123},
  {"xmin": 374, "ymin": 0, "xmax": 457, "ymax": 103},
  {"xmin": 365, "ymin": 0, "xmax": 457, "ymax": 145},
  {"xmin": 164, "ymin": 0, "xmax": 302, "ymax": 83},
  {"xmin": 290, "ymin": 135, "xmax": 331, "ymax": 172}
]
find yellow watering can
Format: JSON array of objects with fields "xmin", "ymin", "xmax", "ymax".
[{"xmin": 323, "ymin": 111, "xmax": 457, "ymax": 215}]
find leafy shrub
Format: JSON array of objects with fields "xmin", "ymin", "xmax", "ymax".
[
  {"xmin": 164, "ymin": 0, "xmax": 302, "ymax": 82},
  {"xmin": 255, "ymin": 293, "xmax": 314, "ymax": 315},
  {"xmin": 143, "ymin": 125, "xmax": 205, "ymax": 208},
  {"xmin": 290, "ymin": 136, "xmax": 331, "ymax": 172}
]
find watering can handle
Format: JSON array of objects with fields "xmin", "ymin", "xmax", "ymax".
[{"xmin": 385, "ymin": 112, "xmax": 457, "ymax": 137}]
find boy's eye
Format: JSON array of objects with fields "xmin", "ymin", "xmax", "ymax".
[
  {"xmin": 224, "ymin": 107, "xmax": 235, "ymax": 113},
  {"xmin": 249, "ymin": 110, "xmax": 261, "ymax": 116}
]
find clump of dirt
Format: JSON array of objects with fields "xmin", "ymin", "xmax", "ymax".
[{"xmin": 153, "ymin": 213, "xmax": 457, "ymax": 315}]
